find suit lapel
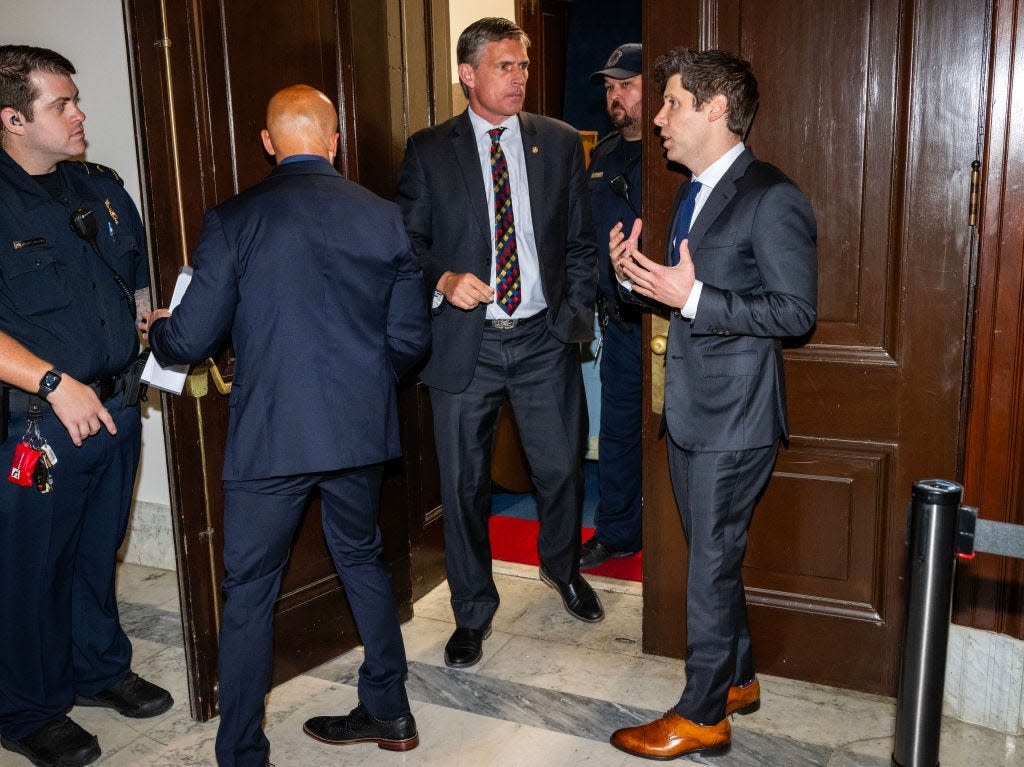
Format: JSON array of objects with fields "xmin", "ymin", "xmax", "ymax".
[
  {"xmin": 519, "ymin": 112, "xmax": 546, "ymax": 247},
  {"xmin": 518, "ymin": 112, "xmax": 554, "ymax": 291},
  {"xmin": 451, "ymin": 111, "xmax": 491, "ymax": 247},
  {"xmin": 686, "ymin": 148, "xmax": 755, "ymax": 249}
]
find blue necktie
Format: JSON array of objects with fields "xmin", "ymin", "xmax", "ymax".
[{"xmin": 670, "ymin": 180, "xmax": 702, "ymax": 265}]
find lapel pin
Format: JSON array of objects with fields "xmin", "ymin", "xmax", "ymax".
[{"xmin": 532, "ymin": 146, "xmax": 539, "ymax": 154}]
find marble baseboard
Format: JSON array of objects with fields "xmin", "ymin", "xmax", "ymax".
[
  {"xmin": 945, "ymin": 622, "xmax": 1024, "ymax": 735},
  {"xmin": 118, "ymin": 500, "xmax": 176, "ymax": 571}
]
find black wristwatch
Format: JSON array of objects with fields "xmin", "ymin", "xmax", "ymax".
[{"xmin": 37, "ymin": 369, "xmax": 63, "ymax": 400}]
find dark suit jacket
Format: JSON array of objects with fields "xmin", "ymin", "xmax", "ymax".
[
  {"xmin": 662, "ymin": 148, "xmax": 817, "ymax": 451},
  {"xmin": 149, "ymin": 159, "xmax": 430, "ymax": 481},
  {"xmin": 396, "ymin": 110, "xmax": 597, "ymax": 394}
]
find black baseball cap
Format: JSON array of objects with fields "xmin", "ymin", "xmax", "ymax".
[{"xmin": 590, "ymin": 43, "xmax": 642, "ymax": 84}]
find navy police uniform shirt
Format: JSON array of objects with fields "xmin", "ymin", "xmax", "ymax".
[
  {"xmin": 588, "ymin": 131, "xmax": 642, "ymax": 303},
  {"xmin": 0, "ymin": 148, "xmax": 148, "ymax": 383}
]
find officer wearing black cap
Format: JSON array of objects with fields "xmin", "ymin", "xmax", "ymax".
[
  {"xmin": 0, "ymin": 45, "xmax": 171, "ymax": 767},
  {"xmin": 580, "ymin": 43, "xmax": 645, "ymax": 571}
]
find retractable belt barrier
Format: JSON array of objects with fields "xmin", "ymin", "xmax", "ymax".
[{"xmin": 892, "ymin": 480, "xmax": 1024, "ymax": 767}]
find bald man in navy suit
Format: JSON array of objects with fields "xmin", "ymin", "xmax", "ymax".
[{"xmin": 142, "ymin": 85, "xmax": 429, "ymax": 766}]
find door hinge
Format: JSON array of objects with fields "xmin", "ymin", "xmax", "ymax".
[{"xmin": 968, "ymin": 159, "xmax": 981, "ymax": 227}]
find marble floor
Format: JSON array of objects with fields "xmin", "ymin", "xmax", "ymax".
[{"xmin": 5, "ymin": 562, "xmax": 1022, "ymax": 767}]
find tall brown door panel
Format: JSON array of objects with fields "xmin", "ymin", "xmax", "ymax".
[
  {"xmin": 123, "ymin": 0, "xmax": 443, "ymax": 720},
  {"xmin": 519, "ymin": 0, "xmax": 571, "ymax": 119},
  {"xmin": 642, "ymin": 0, "xmax": 988, "ymax": 694}
]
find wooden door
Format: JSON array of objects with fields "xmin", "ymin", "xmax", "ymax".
[
  {"xmin": 519, "ymin": 0, "xmax": 571, "ymax": 119},
  {"xmin": 123, "ymin": 0, "xmax": 448, "ymax": 720},
  {"xmin": 641, "ymin": 0, "xmax": 989, "ymax": 694}
]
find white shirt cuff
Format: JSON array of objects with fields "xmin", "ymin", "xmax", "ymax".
[{"xmin": 681, "ymin": 280, "xmax": 703, "ymax": 318}]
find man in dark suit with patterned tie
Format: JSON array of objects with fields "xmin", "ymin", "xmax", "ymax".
[
  {"xmin": 608, "ymin": 49, "xmax": 817, "ymax": 759},
  {"xmin": 142, "ymin": 84, "xmax": 430, "ymax": 766},
  {"xmin": 396, "ymin": 16, "xmax": 601, "ymax": 670}
]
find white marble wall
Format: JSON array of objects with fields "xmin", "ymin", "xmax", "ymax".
[
  {"xmin": 119, "ymin": 501, "xmax": 176, "ymax": 572},
  {"xmin": 945, "ymin": 622, "xmax": 1024, "ymax": 735}
]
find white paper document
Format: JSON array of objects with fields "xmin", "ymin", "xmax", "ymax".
[{"xmin": 141, "ymin": 266, "xmax": 193, "ymax": 394}]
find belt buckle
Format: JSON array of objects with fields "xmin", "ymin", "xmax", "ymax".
[{"xmin": 491, "ymin": 318, "xmax": 516, "ymax": 330}]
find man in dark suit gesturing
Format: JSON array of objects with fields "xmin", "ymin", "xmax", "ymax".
[
  {"xmin": 141, "ymin": 85, "xmax": 430, "ymax": 766},
  {"xmin": 396, "ymin": 17, "xmax": 601, "ymax": 670},
  {"xmin": 608, "ymin": 49, "xmax": 817, "ymax": 759}
]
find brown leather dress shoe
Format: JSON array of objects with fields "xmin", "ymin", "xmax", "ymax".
[
  {"xmin": 726, "ymin": 676, "xmax": 761, "ymax": 716},
  {"xmin": 610, "ymin": 711, "xmax": 730, "ymax": 760}
]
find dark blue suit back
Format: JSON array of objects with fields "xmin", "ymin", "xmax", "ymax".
[{"xmin": 150, "ymin": 160, "xmax": 430, "ymax": 480}]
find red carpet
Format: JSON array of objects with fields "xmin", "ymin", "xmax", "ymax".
[{"xmin": 489, "ymin": 514, "xmax": 643, "ymax": 582}]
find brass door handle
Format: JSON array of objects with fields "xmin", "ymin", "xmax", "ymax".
[
  {"xmin": 207, "ymin": 358, "xmax": 232, "ymax": 395},
  {"xmin": 650, "ymin": 316, "xmax": 669, "ymax": 414}
]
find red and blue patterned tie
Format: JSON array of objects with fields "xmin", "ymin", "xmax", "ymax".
[{"xmin": 489, "ymin": 127, "xmax": 521, "ymax": 315}]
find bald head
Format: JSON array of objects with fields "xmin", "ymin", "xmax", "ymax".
[{"xmin": 260, "ymin": 84, "xmax": 339, "ymax": 163}]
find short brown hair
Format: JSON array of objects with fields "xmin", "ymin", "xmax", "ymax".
[
  {"xmin": 0, "ymin": 45, "xmax": 76, "ymax": 123},
  {"xmin": 456, "ymin": 17, "xmax": 530, "ymax": 98},
  {"xmin": 654, "ymin": 48, "xmax": 758, "ymax": 138}
]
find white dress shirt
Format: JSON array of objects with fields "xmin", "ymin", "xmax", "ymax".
[
  {"xmin": 678, "ymin": 142, "xmax": 746, "ymax": 317},
  {"xmin": 467, "ymin": 107, "xmax": 546, "ymax": 320}
]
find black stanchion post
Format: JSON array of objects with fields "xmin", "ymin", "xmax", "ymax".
[{"xmin": 892, "ymin": 479, "xmax": 963, "ymax": 767}]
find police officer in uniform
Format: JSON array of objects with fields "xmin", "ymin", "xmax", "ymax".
[
  {"xmin": 0, "ymin": 45, "xmax": 171, "ymax": 767},
  {"xmin": 580, "ymin": 43, "xmax": 645, "ymax": 570}
]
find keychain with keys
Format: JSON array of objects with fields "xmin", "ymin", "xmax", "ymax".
[
  {"xmin": 6, "ymin": 409, "xmax": 57, "ymax": 493},
  {"xmin": 32, "ymin": 457, "xmax": 52, "ymax": 494}
]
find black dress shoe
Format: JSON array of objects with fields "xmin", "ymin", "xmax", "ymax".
[
  {"xmin": 0, "ymin": 715, "xmax": 100, "ymax": 767},
  {"xmin": 539, "ymin": 565, "xmax": 604, "ymax": 622},
  {"xmin": 75, "ymin": 671, "xmax": 173, "ymax": 718},
  {"xmin": 303, "ymin": 702, "xmax": 419, "ymax": 751},
  {"xmin": 443, "ymin": 625, "xmax": 492, "ymax": 668},
  {"xmin": 579, "ymin": 536, "xmax": 638, "ymax": 570}
]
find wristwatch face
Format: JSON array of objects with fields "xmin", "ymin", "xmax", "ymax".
[{"xmin": 38, "ymin": 370, "xmax": 62, "ymax": 396}]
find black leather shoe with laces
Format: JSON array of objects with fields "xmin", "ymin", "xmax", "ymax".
[
  {"xmin": 75, "ymin": 671, "xmax": 173, "ymax": 718},
  {"xmin": 303, "ymin": 703, "xmax": 418, "ymax": 751},
  {"xmin": 0, "ymin": 715, "xmax": 100, "ymax": 767}
]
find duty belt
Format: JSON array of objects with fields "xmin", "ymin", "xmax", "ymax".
[{"xmin": 6, "ymin": 371, "xmax": 130, "ymax": 415}]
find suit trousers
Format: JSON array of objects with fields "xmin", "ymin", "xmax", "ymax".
[
  {"xmin": 0, "ymin": 402, "xmax": 140, "ymax": 740},
  {"xmin": 667, "ymin": 440, "xmax": 778, "ymax": 724},
  {"xmin": 595, "ymin": 317, "xmax": 643, "ymax": 552},
  {"xmin": 215, "ymin": 465, "xmax": 410, "ymax": 767},
  {"xmin": 430, "ymin": 317, "xmax": 587, "ymax": 630}
]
